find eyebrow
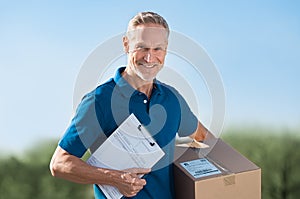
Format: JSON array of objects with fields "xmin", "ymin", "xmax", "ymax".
[{"xmin": 135, "ymin": 42, "xmax": 167, "ymax": 47}]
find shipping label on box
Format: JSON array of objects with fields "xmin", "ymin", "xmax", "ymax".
[{"xmin": 180, "ymin": 158, "xmax": 222, "ymax": 178}]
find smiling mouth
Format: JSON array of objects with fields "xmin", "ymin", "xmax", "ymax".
[{"xmin": 139, "ymin": 63, "xmax": 158, "ymax": 68}]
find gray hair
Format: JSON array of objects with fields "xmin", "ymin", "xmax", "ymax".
[{"xmin": 127, "ymin": 11, "xmax": 170, "ymax": 36}]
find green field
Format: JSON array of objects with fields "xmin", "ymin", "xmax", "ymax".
[
  {"xmin": 1, "ymin": 127, "xmax": 299, "ymax": 199},
  {"xmin": 222, "ymin": 127, "xmax": 300, "ymax": 199}
]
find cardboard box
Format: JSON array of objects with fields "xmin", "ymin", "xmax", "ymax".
[{"xmin": 173, "ymin": 138, "xmax": 261, "ymax": 199}]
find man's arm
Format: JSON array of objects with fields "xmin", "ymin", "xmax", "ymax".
[
  {"xmin": 189, "ymin": 121, "xmax": 215, "ymax": 142},
  {"xmin": 49, "ymin": 146, "xmax": 150, "ymax": 197}
]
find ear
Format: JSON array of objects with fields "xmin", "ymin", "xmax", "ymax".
[{"xmin": 122, "ymin": 36, "xmax": 129, "ymax": 53}]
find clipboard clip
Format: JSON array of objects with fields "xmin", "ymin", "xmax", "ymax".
[{"xmin": 138, "ymin": 124, "xmax": 155, "ymax": 146}]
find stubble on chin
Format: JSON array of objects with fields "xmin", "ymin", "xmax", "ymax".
[{"xmin": 136, "ymin": 64, "xmax": 163, "ymax": 82}]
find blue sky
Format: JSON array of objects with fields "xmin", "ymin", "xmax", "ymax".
[{"xmin": 1, "ymin": 0, "xmax": 299, "ymax": 153}]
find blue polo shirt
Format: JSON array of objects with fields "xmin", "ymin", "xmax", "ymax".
[{"xmin": 59, "ymin": 67, "xmax": 198, "ymax": 199}]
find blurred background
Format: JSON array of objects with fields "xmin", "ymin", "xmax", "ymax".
[{"xmin": 1, "ymin": 0, "xmax": 299, "ymax": 198}]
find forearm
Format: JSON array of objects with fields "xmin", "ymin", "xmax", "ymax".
[
  {"xmin": 189, "ymin": 121, "xmax": 215, "ymax": 141},
  {"xmin": 50, "ymin": 146, "xmax": 122, "ymax": 186},
  {"xmin": 50, "ymin": 146, "xmax": 150, "ymax": 197}
]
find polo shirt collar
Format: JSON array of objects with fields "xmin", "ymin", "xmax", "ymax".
[
  {"xmin": 114, "ymin": 67, "xmax": 163, "ymax": 98},
  {"xmin": 153, "ymin": 79, "xmax": 163, "ymax": 95}
]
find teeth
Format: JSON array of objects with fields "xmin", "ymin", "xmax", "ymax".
[
  {"xmin": 145, "ymin": 65, "xmax": 154, "ymax": 68},
  {"xmin": 143, "ymin": 64, "xmax": 155, "ymax": 68}
]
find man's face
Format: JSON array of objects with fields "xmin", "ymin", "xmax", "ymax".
[{"xmin": 123, "ymin": 24, "xmax": 168, "ymax": 82}]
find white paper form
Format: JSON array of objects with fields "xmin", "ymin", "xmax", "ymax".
[{"xmin": 87, "ymin": 114, "xmax": 165, "ymax": 199}]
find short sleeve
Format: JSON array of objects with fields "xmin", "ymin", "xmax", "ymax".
[
  {"xmin": 176, "ymin": 92, "xmax": 198, "ymax": 137},
  {"xmin": 59, "ymin": 93, "xmax": 104, "ymax": 157}
]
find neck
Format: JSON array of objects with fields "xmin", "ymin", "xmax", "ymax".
[{"xmin": 122, "ymin": 68, "xmax": 153, "ymax": 98}]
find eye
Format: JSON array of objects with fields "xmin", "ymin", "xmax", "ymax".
[
  {"xmin": 136, "ymin": 45, "xmax": 150, "ymax": 52},
  {"xmin": 136, "ymin": 45, "xmax": 144, "ymax": 50},
  {"xmin": 154, "ymin": 47, "xmax": 163, "ymax": 51}
]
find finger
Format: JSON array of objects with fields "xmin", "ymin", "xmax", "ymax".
[
  {"xmin": 123, "ymin": 185, "xmax": 142, "ymax": 197},
  {"xmin": 136, "ymin": 168, "xmax": 151, "ymax": 174},
  {"xmin": 120, "ymin": 173, "xmax": 145, "ymax": 187},
  {"xmin": 126, "ymin": 177, "xmax": 145, "ymax": 188},
  {"xmin": 124, "ymin": 168, "xmax": 151, "ymax": 174},
  {"xmin": 128, "ymin": 185, "xmax": 143, "ymax": 196},
  {"xmin": 130, "ymin": 168, "xmax": 151, "ymax": 176},
  {"xmin": 123, "ymin": 190, "xmax": 137, "ymax": 197},
  {"xmin": 121, "ymin": 172, "xmax": 132, "ymax": 180},
  {"xmin": 131, "ymin": 185, "xmax": 144, "ymax": 192},
  {"xmin": 124, "ymin": 191, "xmax": 138, "ymax": 197}
]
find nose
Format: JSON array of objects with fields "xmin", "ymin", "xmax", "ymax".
[
  {"xmin": 144, "ymin": 52, "xmax": 151, "ymax": 62},
  {"xmin": 144, "ymin": 50, "xmax": 155, "ymax": 62}
]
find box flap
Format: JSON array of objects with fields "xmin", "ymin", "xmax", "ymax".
[
  {"xmin": 174, "ymin": 138, "xmax": 259, "ymax": 175},
  {"xmin": 206, "ymin": 139, "xmax": 259, "ymax": 173}
]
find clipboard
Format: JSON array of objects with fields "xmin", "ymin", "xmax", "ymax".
[{"xmin": 87, "ymin": 114, "xmax": 165, "ymax": 199}]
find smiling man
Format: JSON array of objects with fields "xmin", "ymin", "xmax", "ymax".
[{"xmin": 50, "ymin": 11, "xmax": 210, "ymax": 199}]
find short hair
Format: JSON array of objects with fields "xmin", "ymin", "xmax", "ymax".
[{"xmin": 127, "ymin": 11, "xmax": 169, "ymax": 36}]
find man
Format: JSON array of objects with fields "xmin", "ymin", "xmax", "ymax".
[{"xmin": 50, "ymin": 11, "xmax": 210, "ymax": 198}]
